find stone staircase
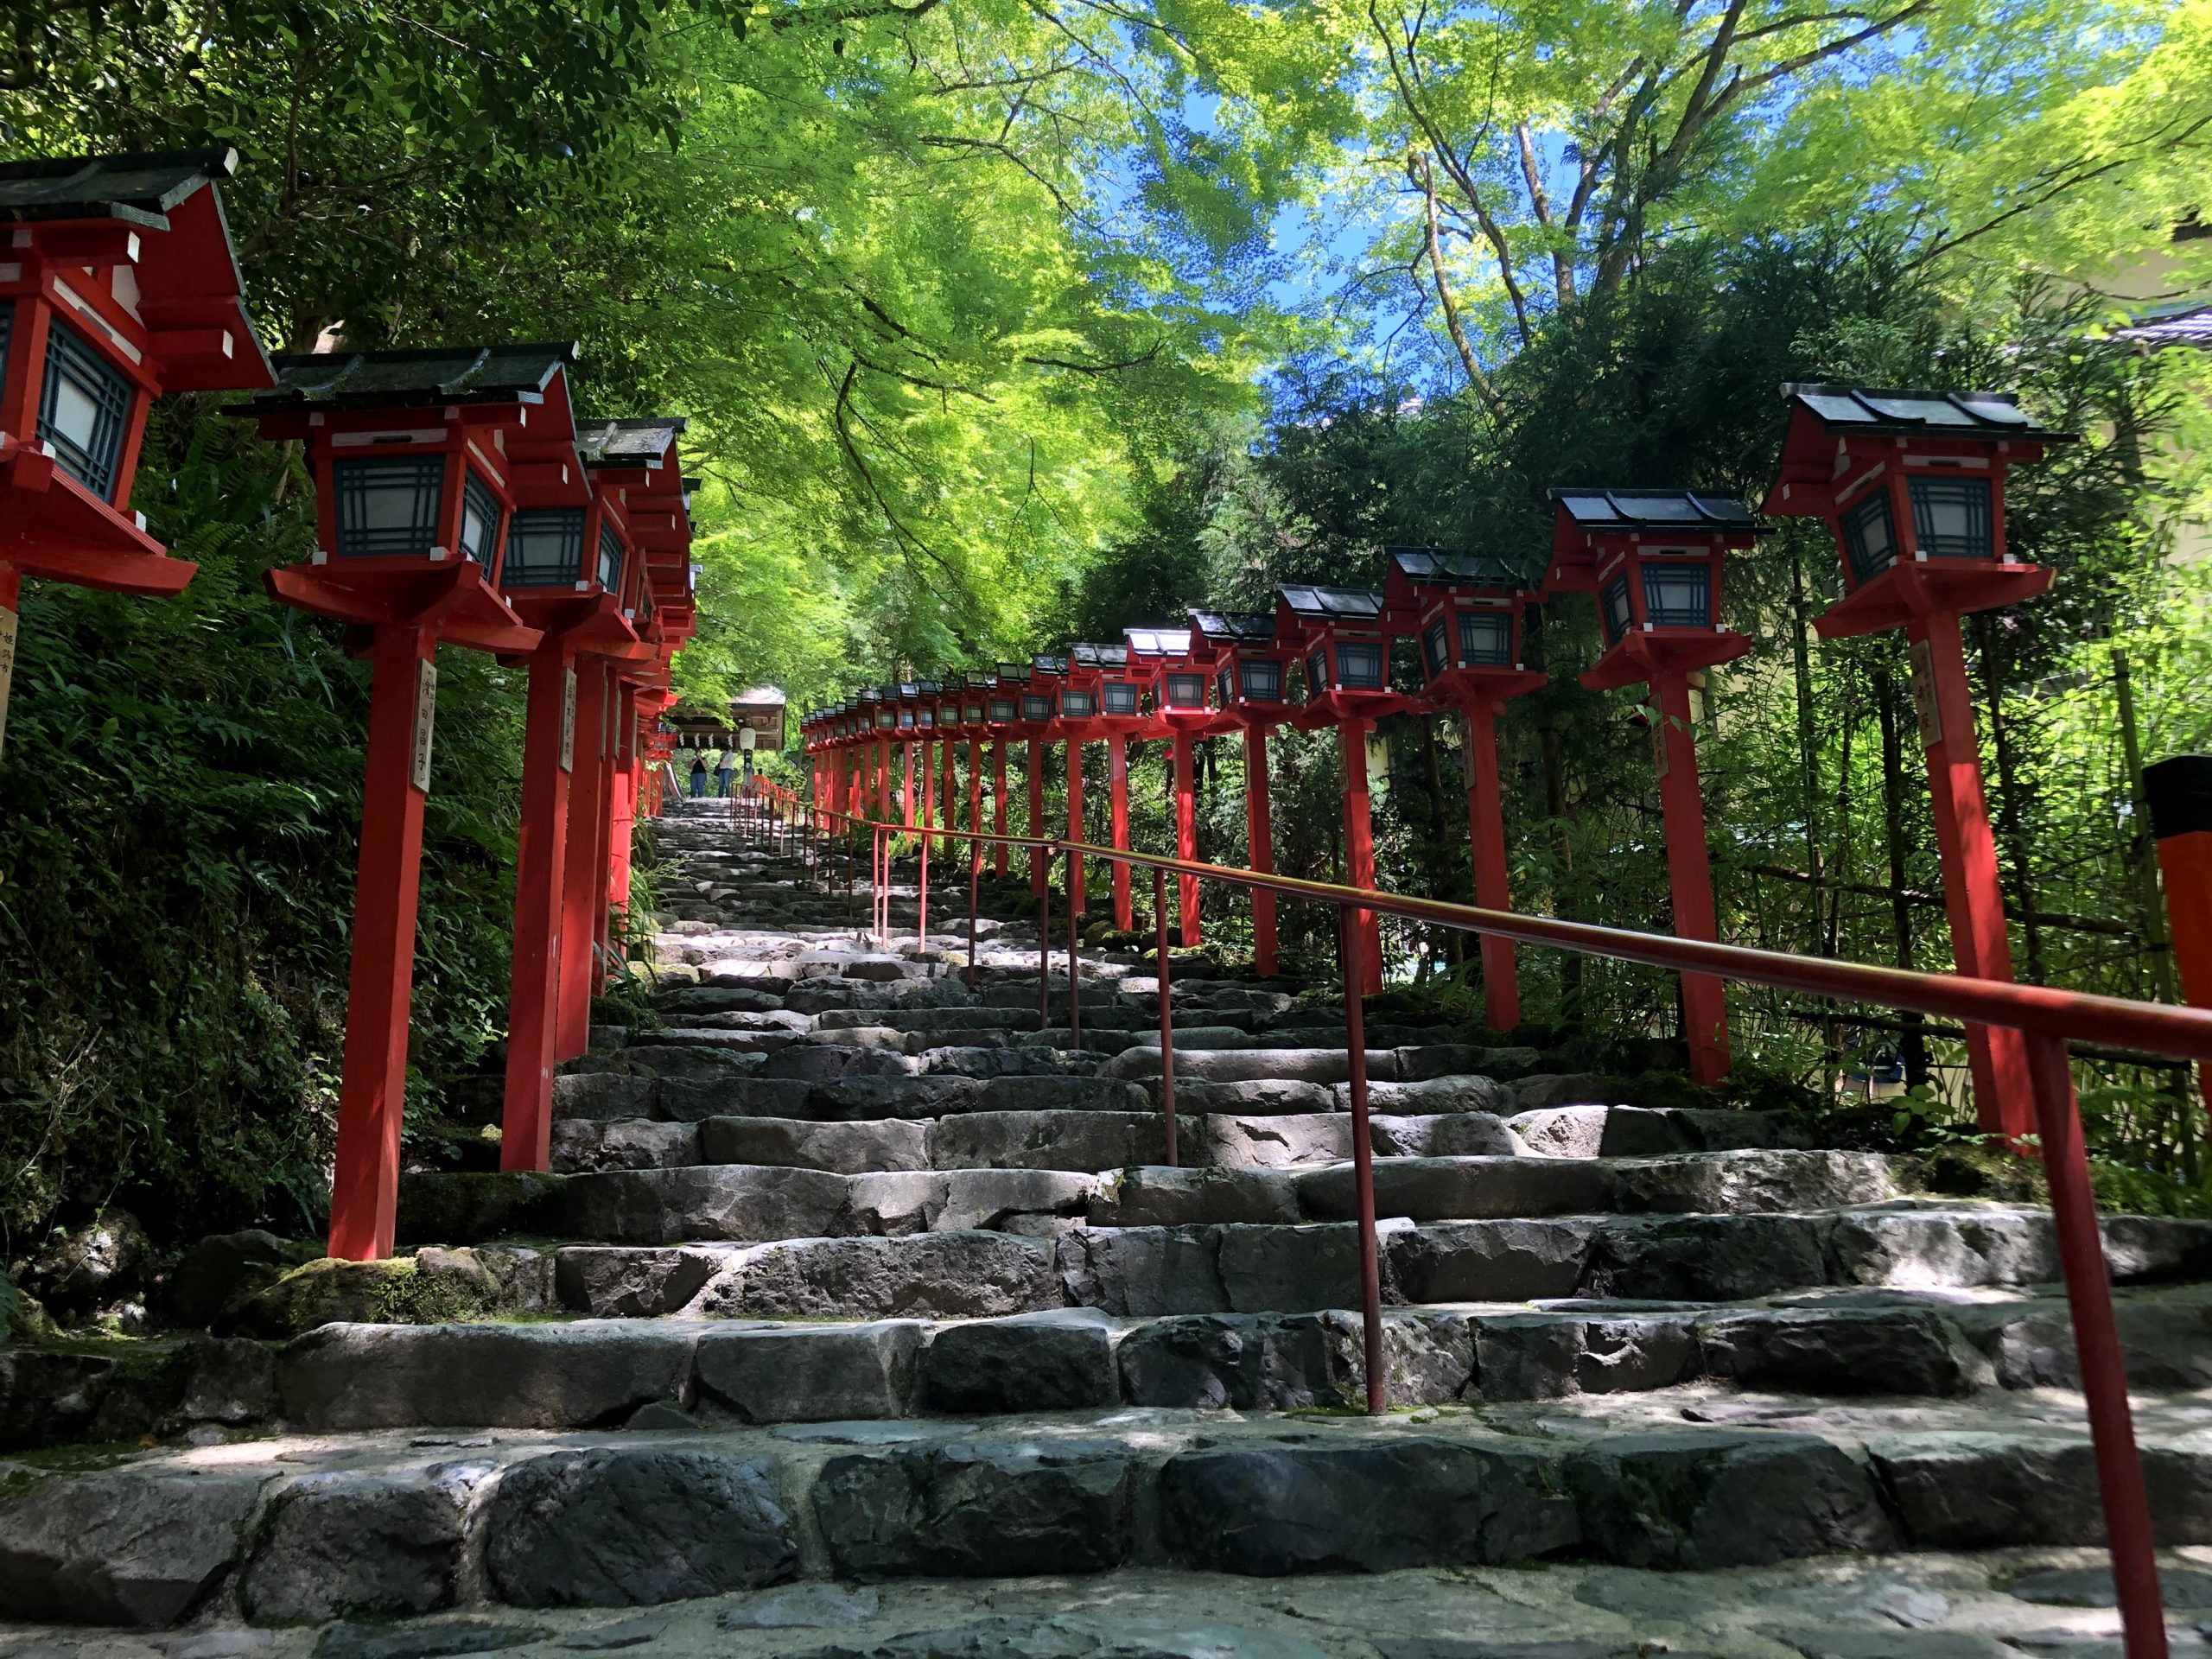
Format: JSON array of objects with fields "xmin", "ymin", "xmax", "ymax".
[{"xmin": 9, "ymin": 795, "xmax": 2212, "ymax": 1655}]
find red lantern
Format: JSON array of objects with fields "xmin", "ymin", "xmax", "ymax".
[
  {"xmin": 1764, "ymin": 383, "xmax": 2073, "ymax": 1139},
  {"xmin": 1544, "ymin": 489, "xmax": 1758, "ymax": 1083},
  {"xmin": 1, "ymin": 148, "xmax": 274, "ymax": 753},
  {"xmin": 1067, "ymin": 642, "xmax": 1148, "ymax": 926},
  {"xmin": 1126, "ymin": 625, "xmax": 1207, "ymax": 946},
  {"xmin": 244, "ymin": 344, "xmax": 589, "ymax": 1260},
  {"xmin": 497, "ymin": 416, "xmax": 685, "ymax": 1176},
  {"xmin": 1188, "ymin": 608, "xmax": 1296, "ymax": 977},
  {"xmin": 1274, "ymin": 585, "xmax": 1405, "ymax": 995},
  {"xmin": 1382, "ymin": 549, "xmax": 1547, "ymax": 1027}
]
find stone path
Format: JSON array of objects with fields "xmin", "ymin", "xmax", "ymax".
[{"xmin": 7, "ymin": 796, "xmax": 2212, "ymax": 1655}]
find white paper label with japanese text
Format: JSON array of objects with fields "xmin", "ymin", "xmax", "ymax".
[
  {"xmin": 560, "ymin": 667, "xmax": 576, "ymax": 773},
  {"xmin": 411, "ymin": 658, "xmax": 438, "ymax": 792}
]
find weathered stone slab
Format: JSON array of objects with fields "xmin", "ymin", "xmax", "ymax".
[
  {"xmin": 278, "ymin": 1321, "xmax": 697, "ymax": 1430},
  {"xmin": 655, "ymin": 1077, "xmax": 812, "ymax": 1123},
  {"xmin": 975, "ymin": 1076, "xmax": 1148, "ymax": 1114},
  {"xmin": 553, "ymin": 1074, "xmax": 658, "ymax": 1124},
  {"xmin": 1056, "ymin": 1225, "xmax": 1227, "ymax": 1315},
  {"xmin": 812, "ymin": 1440, "xmax": 1137, "ymax": 1576},
  {"xmin": 1116, "ymin": 1309, "xmax": 1470, "ymax": 1411},
  {"xmin": 809, "ymin": 1075, "xmax": 986, "ymax": 1122},
  {"xmin": 922, "ymin": 1308, "xmax": 1121, "ymax": 1412},
  {"xmin": 658, "ymin": 986, "xmax": 786, "ymax": 1016},
  {"xmin": 931, "ymin": 1109, "xmax": 1167, "ymax": 1172},
  {"xmin": 1870, "ymin": 1433, "xmax": 2212, "ymax": 1548},
  {"xmin": 932, "ymin": 1168, "xmax": 1096, "ymax": 1234},
  {"xmin": 766, "ymin": 1044, "xmax": 919, "ymax": 1083},
  {"xmin": 1371, "ymin": 1113, "xmax": 1517, "ymax": 1159},
  {"xmin": 560, "ymin": 1166, "xmax": 856, "ymax": 1244},
  {"xmin": 1695, "ymin": 1306, "xmax": 1993, "ymax": 1396},
  {"xmin": 1395, "ymin": 1045, "xmax": 1546, "ymax": 1082},
  {"xmin": 0, "ymin": 1468, "xmax": 266, "ymax": 1625},
  {"xmin": 1470, "ymin": 1312, "xmax": 1695, "ymax": 1401},
  {"xmin": 484, "ymin": 1448, "xmax": 798, "ymax": 1606},
  {"xmin": 550, "ymin": 1121, "xmax": 701, "ymax": 1174},
  {"xmin": 1606, "ymin": 1150, "xmax": 1895, "ymax": 1216},
  {"xmin": 1505, "ymin": 1103, "xmax": 1678, "ymax": 1158},
  {"xmin": 397, "ymin": 1172, "xmax": 568, "ymax": 1245},
  {"xmin": 242, "ymin": 1463, "xmax": 487, "ymax": 1622},
  {"xmin": 700, "ymin": 1114, "xmax": 932, "ymax": 1173},
  {"xmin": 1090, "ymin": 1166, "xmax": 1301, "ymax": 1227},
  {"xmin": 1567, "ymin": 1430, "xmax": 1898, "ymax": 1568},
  {"xmin": 1104, "ymin": 1048, "xmax": 1401, "ymax": 1085},
  {"xmin": 1179, "ymin": 1080, "xmax": 1339, "ymax": 1119},
  {"xmin": 1585, "ymin": 1213, "xmax": 1831, "ymax": 1300},
  {"xmin": 1217, "ymin": 1220, "xmax": 1402, "ymax": 1313},
  {"xmin": 698, "ymin": 1232, "xmax": 1061, "ymax": 1319},
  {"xmin": 693, "ymin": 1321, "xmax": 925, "ymax": 1421},
  {"xmin": 554, "ymin": 1247, "xmax": 728, "ymax": 1318},
  {"xmin": 1294, "ymin": 1157, "xmax": 1610, "ymax": 1224},
  {"xmin": 1204, "ymin": 1113, "xmax": 1351, "ymax": 1167},
  {"xmin": 1160, "ymin": 1439, "xmax": 1578, "ymax": 1573},
  {"xmin": 1335, "ymin": 1077, "xmax": 1506, "ymax": 1116},
  {"xmin": 1387, "ymin": 1218, "xmax": 1600, "ymax": 1302}
]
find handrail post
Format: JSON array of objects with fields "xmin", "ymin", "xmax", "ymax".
[
  {"xmin": 2024, "ymin": 1032, "xmax": 2168, "ymax": 1659},
  {"xmin": 1155, "ymin": 864, "xmax": 1176, "ymax": 1166},
  {"xmin": 1341, "ymin": 905, "xmax": 1386, "ymax": 1414},
  {"xmin": 1066, "ymin": 842, "xmax": 1082, "ymax": 1047},
  {"xmin": 1039, "ymin": 855, "xmax": 1052, "ymax": 1031},
  {"xmin": 918, "ymin": 833, "xmax": 930, "ymax": 955},
  {"xmin": 967, "ymin": 834, "xmax": 981, "ymax": 988}
]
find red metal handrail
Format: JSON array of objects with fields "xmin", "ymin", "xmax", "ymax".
[{"xmin": 749, "ymin": 781, "xmax": 2199, "ymax": 1657}]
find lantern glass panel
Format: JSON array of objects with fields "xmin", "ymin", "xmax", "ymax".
[
  {"xmin": 1104, "ymin": 682, "xmax": 1139, "ymax": 716},
  {"xmin": 917, "ymin": 707, "xmax": 933, "ymax": 727},
  {"xmin": 1023, "ymin": 692, "xmax": 1053, "ymax": 720},
  {"xmin": 941, "ymin": 702, "xmax": 959, "ymax": 725},
  {"xmin": 1840, "ymin": 491, "xmax": 1898, "ymax": 585},
  {"xmin": 335, "ymin": 455, "xmax": 447, "ymax": 558},
  {"xmin": 1642, "ymin": 563, "xmax": 1712, "ymax": 628},
  {"xmin": 458, "ymin": 472, "xmax": 502, "ymax": 565},
  {"xmin": 38, "ymin": 319, "xmax": 132, "ymax": 500},
  {"xmin": 965, "ymin": 702, "xmax": 984, "ymax": 721},
  {"xmin": 503, "ymin": 507, "xmax": 585, "ymax": 585},
  {"xmin": 1909, "ymin": 476, "xmax": 1993, "ymax": 559},
  {"xmin": 1239, "ymin": 658, "xmax": 1282, "ymax": 702},
  {"xmin": 990, "ymin": 697, "xmax": 1016, "ymax": 721},
  {"xmin": 597, "ymin": 524, "xmax": 625, "ymax": 592},
  {"xmin": 1337, "ymin": 640, "xmax": 1384, "ymax": 690},
  {"xmin": 1459, "ymin": 611, "xmax": 1513, "ymax": 665},
  {"xmin": 1063, "ymin": 690, "xmax": 1095, "ymax": 718},
  {"xmin": 1421, "ymin": 620, "xmax": 1448, "ymax": 678},
  {"xmin": 1166, "ymin": 672, "xmax": 1205, "ymax": 709},
  {"xmin": 900, "ymin": 710, "xmax": 916, "ymax": 728},
  {"xmin": 1599, "ymin": 575, "xmax": 1632, "ymax": 644},
  {"xmin": 877, "ymin": 710, "xmax": 895, "ymax": 729},
  {"xmin": 1305, "ymin": 646, "xmax": 1328, "ymax": 699}
]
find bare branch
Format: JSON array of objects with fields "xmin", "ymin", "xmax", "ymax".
[{"xmin": 1409, "ymin": 151, "xmax": 1504, "ymax": 419}]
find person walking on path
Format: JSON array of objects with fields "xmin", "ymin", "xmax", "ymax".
[
  {"xmin": 689, "ymin": 753, "xmax": 709, "ymax": 798},
  {"xmin": 716, "ymin": 746, "xmax": 737, "ymax": 798}
]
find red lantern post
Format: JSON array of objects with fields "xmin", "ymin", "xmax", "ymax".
[
  {"xmin": 1188, "ymin": 609, "xmax": 1296, "ymax": 976},
  {"xmin": 1016, "ymin": 658, "xmax": 1060, "ymax": 895},
  {"xmin": 1764, "ymin": 385, "xmax": 2072, "ymax": 1139},
  {"xmin": 1542, "ymin": 489, "xmax": 1757, "ymax": 1084},
  {"xmin": 1275, "ymin": 587, "xmax": 1404, "ymax": 996},
  {"xmin": 1, "ymin": 149, "xmax": 273, "ymax": 749},
  {"xmin": 962, "ymin": 673, "xmax": 992, "ymax": 867},
  {"xmin": 1127, "ymin": 626, "xmax": 1209, "ymax": 947},
  {"xmin": 1381, "ymin": 549, "xmax": 1547, "ymax": 1028},
  {"xmin": 2147, "ymin": 756, "xmax": 2212, "ymax": 1112},
  {"xmin": 988, "ymin": 666, "xmax": 1027, "ymax": 877},
  {"xmin": 245, "ymin": 345, "xmax": 580, "ymax": 1258}
]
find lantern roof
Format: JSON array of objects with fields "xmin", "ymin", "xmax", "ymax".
[
  {"xmin": 996, "ymin": 661, "xmax": 1032, "ymax": 683},
  {"xmin": 1033, "ymin": 654, "xmax": 1069, "ymax": 676},
  {"xmin": 1275, "ymin": 586, "xmax": 1385, "ymax": 649},
  {"xmin": 575, "ymin": 417, "xmax": 687, "ymax": 466},
  {"xmin": 0, "ymin": 146, "xmax": 273, "ymax": 394},
  {"xmin": 1777, "ymin": 383, "xmax": 2069, "ymax": 440},
  {"xmin": 1187, "ymin": 608, "xmax": 1276, "ymax": 645},
  {"xmin": 0, "ymin": 147, "xmax": 245, "ymax": 224},
  {"xmin": 251, "ymin": 344, "xmax": 581, "ymax": 410},
  {"xmin": 1071, "ymin": 642, "xmax": 1128, "ymax": 669},
  {"xmin": 964, "ymin": 671, "xmax": 996, "ymax": 689},
  {"xmin": 1383, "ymin": 546, "xmax": 1524, "ymax": 587},
  {"xmin": 915, "ymin": 679, "xmax": 943, "ymax": 695},
  {"xmin": 1124, "ymin": 626, "xmax": 1194, "ymax": 659},
  {"xmin": 1547, "ymin": 489, "xmax": 1756, "ymax": 534}
]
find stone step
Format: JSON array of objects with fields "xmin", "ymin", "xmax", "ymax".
[
  {"xmin": 10, "ymin": 1387, "xmax": 2212, "ymax": 1626},
  {"xmin": 408, "ymin": 1150, "xmax": 1901, "ymax": 1246}
]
